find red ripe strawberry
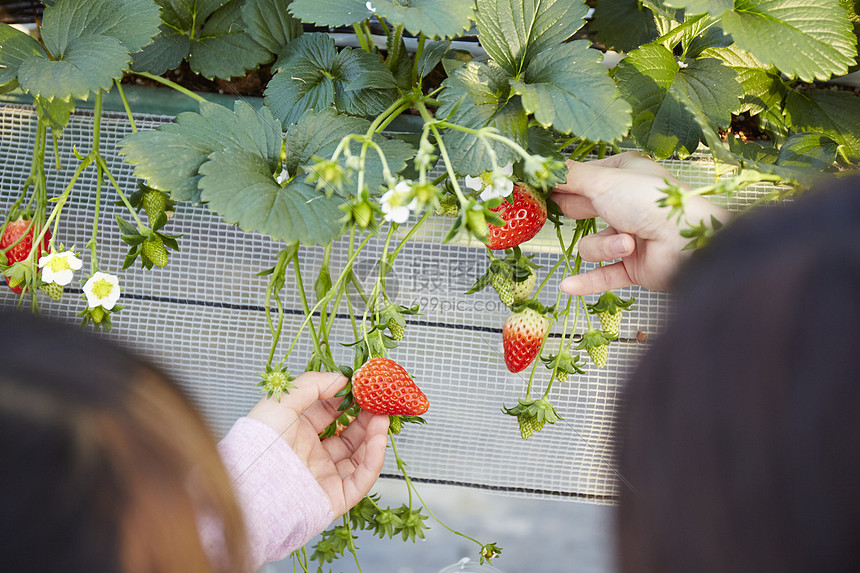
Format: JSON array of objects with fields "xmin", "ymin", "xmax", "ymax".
[
  {"xmin": 351, "ymin": 357, "xmax": 429, "ymax": 416},
  {"xmin": 1, "ymin": 214, "xmax": 51, "ymax": 293},
  {"xmin": 502, "ymin": 307, "xmax": 549, "ymax": 373},
  {"xmin": 487, "ymin": 184, "xmax": 547, "ymax": 250}
]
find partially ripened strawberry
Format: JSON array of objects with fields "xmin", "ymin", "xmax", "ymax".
[
  {"xmin": 1, "ymin": 213, "xmax": 51, "ymax": 293},
  {"xmin": 502, "ymin": 307, "xmax": 549, "ymax": 373},
  {"xmin": 351, "ymin": 357, "xmax": 429, "ymax": 416},
  {"xmin": 487, "ymin": 184, "xmax": 547, "ymax": 250}
]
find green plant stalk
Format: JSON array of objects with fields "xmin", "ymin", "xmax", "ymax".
[
  {"xmin": 414, "ymin": 102, "xmax": 468, "ymax": 204},
  {"xmin": 316, "ymin": 243, "xmax": 333, "ymax": 336},
  {"xmin": 85, "ymin": 91, "xmax": 104, "ymax": 273},
  {"xmin": 279, "ymin": 232, "xmax": 376, "ymax": 367},
  {"xmin": 360, "ymin": 224, "xmax": 397, "ymax": 354},
  {"xmin": 265, "ymin": 249, "xmax": 291, "ymax": 368},
  {"xmin": 412, "ymin": 33, "xmax": 427, "ymax": 87},
  {"xmin": 344, "ymin": 514, "xmax": 363, "ymax": 573},
  {"xmin": 293, "ymin": 251, "xmax": 338, "ymax": 371},
  {"xmin": 96, "ymin": 157, "xmax": 146, "ymax": 230},
  {"xmin": 131, "ymin": 71, "xmax": 207, "ymax": 103},
  {"xmin": 389, "ymin": 209, "xmax": 431, "ymax": 261},
  {"xmin": 389, "ymin": 432, "xmax": 486, "ymax": 551},
  {"xmin": 114, "ymin": 79, "xmax": 138, "ymax": 133},
  {"xmin": 352, "ymin": 23, "xmax": 371, "ymax": 52},
  {"xmin": 325, "ymin": 228, "xmax": 359, "ymax": 342}
]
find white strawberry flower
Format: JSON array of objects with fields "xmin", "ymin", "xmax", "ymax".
[
  {"xmin": 38, "ymin": 250, "xmax": 82, "ymax": 286},
  {"xmin": 82, "ymin": 272, "xmax": 121, "ymax": 310},
  {"xmin": 465, "ymin": 163, "xmax": 514, "ymax": 201},
  {"xmin": 380, "ymin": 180, "xmax": 419, "ymax": 224}
]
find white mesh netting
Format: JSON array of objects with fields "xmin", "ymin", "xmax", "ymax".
[{"xmin": 0, "ymin": 102, "xmax": 772, "ymax": 504}]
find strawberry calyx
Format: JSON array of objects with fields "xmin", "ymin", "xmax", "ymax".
[
  {"xmin": 587, "ymin": 291, "xmax": 635, "ymax": 315},
  {"xmin": 502, "ymin": 397, "xmax": 561, "ymax": 439},
  {"xmin": 541, "ymin": 350, "xmax": 586, "ymax": 381}
]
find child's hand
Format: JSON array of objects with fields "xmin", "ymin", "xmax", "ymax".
[{"xmin": 247, "ymin": 371, "xmax": 390, "ymax": 518}]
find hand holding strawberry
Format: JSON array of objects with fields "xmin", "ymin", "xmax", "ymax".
[{"xmin": 247, "ymin": 371, "xmax": 390, "ymax": 519}]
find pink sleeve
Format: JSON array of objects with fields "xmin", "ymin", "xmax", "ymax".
[{"xmin": 215, "ymin": 416, "xmax": 334, "ymax": 569}]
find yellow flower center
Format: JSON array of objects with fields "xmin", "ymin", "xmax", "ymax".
[
  {"xmin": 91, "ymin": 278, "xmax": 114, "ymax": 299},
  {"xmin": 47, "ymin": 256, "xmax": 70, "ymax": 273}
]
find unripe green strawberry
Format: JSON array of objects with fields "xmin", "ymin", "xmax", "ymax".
[
  {"xmin": 598, "ymin": 308, "xmax": 623, "ymax": 338},
  {"xmin": 142, "ymin": 236, "xmax": 168, "ymax": 267},
  {"xmin": 389, "ymin": 320, "xmax": 405, "ymax": 341},
  {"xmin": 91, "ymin": 306, "xmax": 106, "ymax": 324},
  {"xmin": 39, "ymin": 282, "xmax": 64, "ymax": 300},
  {"xmin": 510, "ymin": 269, "xmax": 536, "ymax": 303},
  {"xmin": 518, "ymin": 414, "xmax": 537, "ymax": 440},
  {"xmin": 435, "ymin": 196, "xmax": 459, "ymax": 217},
  {"xmin": 588, "ymin": 343, "xmax": 608, "ymax": 368},
  {"xmin": 141, "ymin": 189, "xmax": 169, "ymax": 223},
  {"xmin": 577, "ymin": 329, "xmax": 612, "ymax": 369},
  {"xmin": 556, "ymin": 369, "xmax": 568, "ymax": 382},
  {"xmin": 491, "ymin": 273, "xmax": 514, "ymax": 306},
  {"xmin": 389, "ymin": 415, "xmax": 403, "ymax": 435},
  {"xmin": 588, "ymin": 291, "xmax": 634, "ymax": 339}
]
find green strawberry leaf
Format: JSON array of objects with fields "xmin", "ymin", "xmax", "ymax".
[
  {"xmin": 784, "ymin": 88, "xmax": 860, "ymax": 162},
  {"xmin": 589, "ymin": 0, "xmax": 659, "ymax": 52},
  {"xmin": 436, "ymin": 60, "xmax": 528, "ymax": 176},
  {"xmin": 4, "ymin": 0, "xmax": 160, "ymax": 101},
  {"xmin": 510, "ymin": 41, "xmax": 631, "ymax": 142},
  {"xmin": 242, "ymin": 0, "xmax": 304, "ymax": 54},
  {"xmin": 289, "ymin": 0, "xmax": 375, "ymax": 27},
  {"xmin": 372, "ymin": 0, "xmax": 476, "ymax": 39},
  {"xmin": 18, "ymin": 36, "xmax": 131, "ymax": 101},
  {"xmin": 119, "ymin": 100, "xmax": 283, "ymax": 203},
  {"xmin": 40, "ymin": 0, "xmax": 161, "ymax": 56},
  {"xmin": 475, "ymin": 0, "xmax": 588, "ymax": 77},
  {"xmin": 133, "ymin": 0, "xmax": 271, "ymax": 78},
  {"xmin": 199, "ymin": 149, "xmax": 345, "ymax": 245},
  {"xmin": 775, "ymin": 132, "xmax": 839, "ymax": 169},
  {"xmin": 284, "ymin": 108, "xmax": 415, "ymax": 196},
  {"xmin": 615, "ymin": 43, "xmax": 743, "ymax": 158},
  {"xmin": 664, "ymin": 0, "xmax": 732, "ymax": 15},
  {"xmin": 416, "ymin": 40, "xmax": 451, "ymax": 78},
  {"xmin": 0, "ymin": 24, "xmax": 48, "ymax": 85},
  {"xmin": 34, "ymin": 96, "xmax": 75, "ymax": 131},
  {"xmin": 719, "ymin": 0, "xmax": 857, "ymax": 81},
  {"xmin": 678, "ymin": 92, "xmax": 824, "ymax": 187},
  {"xmin": 701, "ymin": 44, "xmax": 786, "ymax": 116},
  {"xmin": 265, "ymin": 34, "xmax": 399, "ymax": 127}
]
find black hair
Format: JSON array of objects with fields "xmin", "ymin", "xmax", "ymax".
[{"xmin": 617, "ymin": 176, "xmax": 860, "ymax": 573}]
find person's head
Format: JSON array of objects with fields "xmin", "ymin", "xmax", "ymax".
[
  {"xmin": 0, "ymin": 311, "xmax": 248, "ymax": 572},
  {"xmin": 617, "ymin": 175, "xmax": 860, "ymax": 573}
]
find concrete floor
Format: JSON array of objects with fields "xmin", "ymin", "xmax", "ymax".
[{"xmin": 266, "ymin": 477, "xmax": 617, "ymax": 573}]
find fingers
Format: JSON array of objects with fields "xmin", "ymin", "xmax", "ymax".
[
  {"xmin": 559, "ymin": 263, "xmax": 634, "ymax": 296},
  {"xmin": 576, "ymin": 229, "xmax": 635, "ymax": 262},
  {"xmin": 288, "ymin": 371, "xmax": 349, "ymax": 406},
  {"xmin": 549, "ymin": 192, "xmax": 599, "ymax": 220}
]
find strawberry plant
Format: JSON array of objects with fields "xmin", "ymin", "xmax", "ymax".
[{"xmin": 1, "ymin": 0, "xmax": 858, "ymax": 568}]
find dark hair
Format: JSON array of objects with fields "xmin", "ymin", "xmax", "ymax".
[
  {"xmin": 0, "ymin": 312, "xmax": 249, "ymax": 572},
  {"xmin": 617, "ymin": 176, "xmax": 860, "ymax": 573}
]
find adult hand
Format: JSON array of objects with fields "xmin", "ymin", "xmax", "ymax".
[
  {"xmin": 551, "ymin": 151, "xmax": 730, "ymax": 295},
  {"xmin": 247, "ymin": 371, "xmax": 389, "ymax": 519}
]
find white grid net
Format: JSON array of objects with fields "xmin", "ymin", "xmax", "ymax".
[{"xmin": 0, "ymin": 103, "xmax": 774, "ymax": 504}]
